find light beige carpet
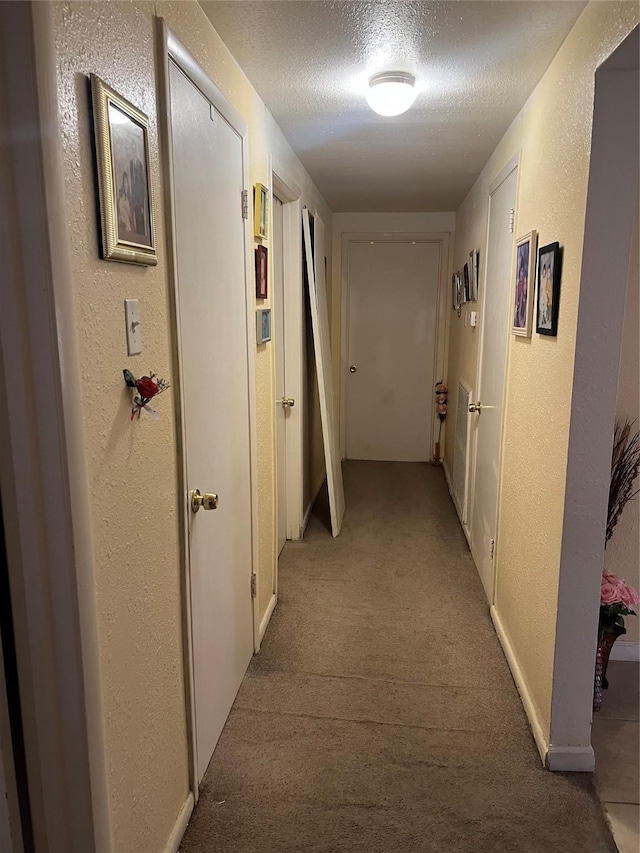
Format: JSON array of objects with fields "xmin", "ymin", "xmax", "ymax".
[{"xmin": 180, "ymin": 461, "xmax": 615, "ymax": 852}]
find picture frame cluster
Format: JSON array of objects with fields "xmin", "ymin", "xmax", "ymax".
[
  {"xmin": 452, "ymin": 248, "xmax": 479, "ymax": 314},
  {"xmin": 512, "ymin": 230, "xmax": 561, "ymax": 337},
  {"xmin": 254, "ymin": 183, "xmax": 270, "ymax": 346}
]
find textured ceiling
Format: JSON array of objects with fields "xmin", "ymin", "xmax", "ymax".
[{"xmin": 200, "ymin": 1, "xmax": 587, "ymax": 212}]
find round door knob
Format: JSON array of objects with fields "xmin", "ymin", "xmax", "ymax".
[
  {"xmin": 468, "ymin": 401, "xmax": 483, "ymax": 414},
  {"xmin": 279, "ymin": 397, "xmax": 295, "ymax": 408},
  {"xmin": 191, "ymin": 489, "xmax": 219, "ymax": 513},
  {"xmin": 349, "ymin": 365, "xmax": 358, "ymax": 373}
]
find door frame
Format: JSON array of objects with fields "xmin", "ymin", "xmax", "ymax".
[
  {"xmin": 271, "ymin": 172, "xmax": 304, "ymax": 546},
  {"xmin": 468, "ymin": 153, "xmax": 520, "ymax": 604},
  {"xmin": 0, "ymin": 2, "xmax": 110, "ymax": 849},
  {"xmin": 158, "ymin": 21, "xmax": 260, "ymax": 801},
  {"xmin": 340, "ymin": 232, "xmax": 450, "ymax": 460}
]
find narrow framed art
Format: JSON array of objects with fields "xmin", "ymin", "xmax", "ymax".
[
  {"xmin": 512, "ymin": 230, "xmax": 537, "ymax": 337},
  {"xmin": 254, "ymin": 182, "xmax": 269, "ymax": 240},
  {"xmin": 536, "ymin": 242, "xmax": 561, "ymax": 336},
  {"xmin": 90, "ymin": 74, "xmax": 157, "ymax": 265},
  {"xmin": 255, "ymin": 245, "xmax": 268, "ymax": 299},
  {"xmin": 256, "ymin": 307, "xmax": 271, "ymax": 345}
]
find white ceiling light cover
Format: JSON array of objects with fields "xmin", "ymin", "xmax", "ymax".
[{"xmin": 365, "ymin": 71, "xmax": 417, "ymax": 117}]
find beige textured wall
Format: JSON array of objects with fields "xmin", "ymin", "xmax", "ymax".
[
  {"xmin": 445, "ymin": 1, "xmax": 639, "ymax": 740},
  {"xmin": 54, "ymin": 2, "xmax": 331, "ymax": 849},
  {"xmin": 607, "ymin": 197, "xmax": 640, "ymax": 643}
]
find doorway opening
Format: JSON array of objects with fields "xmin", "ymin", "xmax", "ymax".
[
  {"xmin": 469, "ymin": 155, "xmax": 518, "ymax": 602},
  {"xmin": 340, "ymin": 232, "xmax": 450, "ymax": 463},
  {"xmin": 271, "ymin": 174, "xmax": 305, "ymax": 552},
  {"xmin": 161, "ymin": 24, "xmax": 258, "ymax": 796}
]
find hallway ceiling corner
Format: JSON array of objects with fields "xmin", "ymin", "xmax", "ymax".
[{"xmin": 199, "ymin": 0, "xmax": 587, "ymax": 213}]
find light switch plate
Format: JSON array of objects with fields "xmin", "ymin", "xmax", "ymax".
[
  {"xmin": 125, "ymin": 299, "xmax": 142, "ymax": 355},
  {"xmin": 469, "ymin": 310, "xmax": 477, "ymax": 327}
]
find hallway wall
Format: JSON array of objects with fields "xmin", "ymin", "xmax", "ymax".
[
  {"xmin": 53, "ymin": 2, "xmax": 331, "ymax": 850},
  {"xmin": 445, "ymin": 0, "xmax": 639, "ymax": 751}
]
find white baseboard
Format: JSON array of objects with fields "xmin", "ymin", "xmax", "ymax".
[
  {"xmin": 546, "ymin": 744, "xmax": 595, "ymax": 772},
  {"xmin": 164, "ymin": 792, "xmax": 194, "ymax": 853},
  {"xmin": 442, "ymin": 459, "xmax": 453, "ymax": 495},
  {"xmin": 490, "ymin": 606, "xmax": 549, "ymax": 767},
  {"xmin": 442, "ymin": 459, "xmax": 472, "ymax": 547},
  {"xmin": 490, "ymin": 606, "xmax": 596, "ymax": 772},
  {"xmin": 259, "ymin": 592, "xmax": 277, "ymax": 641},
  {"xmin": 301, "ymin": 500, "xmax": 313, "ymax": 537},
  {"xmin": 609, "ymin": 639, "xmax": 640, "ymax": 662},
  {"xmin": 300, "ymin": 477, "xmax": 325, "ymax": 538}
]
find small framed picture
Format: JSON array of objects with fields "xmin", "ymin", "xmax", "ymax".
[
  {"xmin": 90, "ymin": 74, "xmax": 156, "ymax": 265},
  {"xmin": 254, "ymin": 182, "xmax": 269, "ymax": 240},
  {"xmin": 536, "ymin": 242, "xmax": 561, "ymax": 336},
  {"xmin": 255, "ymin": 245, "xmax": 268, "ymax": 299},
  {"xmin": 256, "ymin": 307, "xmax": 271, "ymax": 345},
  {"xmin": 470, "ymin": 249, "xmax": 479, "ymax": 301},
  {"xmin": 512, "ymin": 230, "xmax": 537, "ymax": 337}
]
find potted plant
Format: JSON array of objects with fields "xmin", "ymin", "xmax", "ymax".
[{"xmin": 594, "ymin": 419, "xmax": 640, "ymax": 711}]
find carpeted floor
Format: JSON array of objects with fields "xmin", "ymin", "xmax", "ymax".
[{"xmin": 180, "ymin": 461, "xmax": 616, "ymax": 852}]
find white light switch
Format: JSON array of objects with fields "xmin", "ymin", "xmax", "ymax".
[
  {"xmin": 125, "ymin": 299, "xmax": 142, "ymax": 355},
  {"xmin": 469, "ymin": 310, "xmax": 477, "ymax": 328}
]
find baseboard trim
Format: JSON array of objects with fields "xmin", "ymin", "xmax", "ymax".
[
  {"xmin": 301, "ymin": 500, "xmax": 313, "ymax": 537},
  {"xmin": 442, "ymin": 460, "xmax": 472, "ymax": 547},
  {"xmin": 609, "ymin": 639, "xmax": 640, "ymax": 662},
  {"xmin": 490, "ymin": 606, "xmax": 549, "ymax": 767},
  {"xmin": 546, "ymin": 744, "xmax": 595, "ymax": 772},
  {"xmin": 442, "ymin": 459, "xmax": 453, "ymax": 496},
  {"xmin": 259, "ymin": 592, "xmax": 277, "ymax": 641},
  {"xmin": 164, "ymin": 792, "xmax": 193, "ymax": 853}
]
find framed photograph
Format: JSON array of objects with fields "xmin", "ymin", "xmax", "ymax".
[
  {"xmin": 256, "ymin": 307, "xmax": 271, "ymax": 345},
  {"xmin": 255, "ymin": 245, "xmax": 268, "ymax": 299},
  {"xmin": 463, "ymin": 263, "xmax": 470, "ymax": 303},
  {"xmin": 536, "ymin": 242, "xmax": 561, "ymax": 336},
  {"xmin": 254, "ymin": 182, "xmax": 269, "ymax": 240},
  {"xmin": 512, "ymin": 230, "xmax": 537, "ymax": 337},
  {"xmin": 451, "ymin": 274, "xmax": 458, "ymax": 310},
  {"xmin": 470, "ymin": 249, "xmax": 479, "ymax": 301},
  {"xmin": 90, "ymin": 75, "xmax": 156, "ymax": 265},
  {"xmin": 455, "ymin": 273, "xmax": 462, "ymax": 315}
]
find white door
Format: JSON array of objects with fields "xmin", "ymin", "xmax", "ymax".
[
  {"xmin": 273, "ymin": 196, "xmax": 287, "ymax": 556},
  {"xmin": 169, "ymin": 61, "xmax": 254, "ymax": 783},
  {"xmin": 470, "ymin": 164, "xmax": 518, "ymax": 601},
  {"xmin": 346, "ymin": 241, "xmax": 441, "ymax": 461},
  {"xmin": 303, "ymin": 211, "xmax": 345, "ymax": 536}
]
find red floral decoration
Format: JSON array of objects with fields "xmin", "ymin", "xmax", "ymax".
[{"xmin": 123, "ymin": 369, "xmax": 170, "ymax": 420}]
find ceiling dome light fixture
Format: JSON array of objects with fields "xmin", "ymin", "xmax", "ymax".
[{"xmin": 365, "ymin": 71, "xmax": 417, "ymax": 117}]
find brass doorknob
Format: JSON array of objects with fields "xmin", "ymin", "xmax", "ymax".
[
  {"xmin": 191, "ymin": 489, "xmax": 219, "ymax": 513},
  {"xmin": 468, "ymin": 401, "xmax": 483, "ymax": 414},
  {"xmin": 279, "ymin": 398, "xmax": 295, "ymax": 408},
  {"xmin": 349, "ymin": 365, "xmax": 357, "ymax": 373}
]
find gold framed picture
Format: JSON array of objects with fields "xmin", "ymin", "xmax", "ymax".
[
  {"xmin": 512, "ymin": 230, "xmax": 537, "ymax": 337},
  {"xmin": 254, "ymin": 182, "xmax": 269, "ymax": 240},
  {"xmin": 90, "ymin": 74, "xmax": 157, "ymax": 266}
]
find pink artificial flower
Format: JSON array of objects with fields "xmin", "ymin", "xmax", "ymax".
[
  {"xmin": 601, "ymin": 569, "xmax": 640, "ymax": 609},
  {"xmin": 620, "ymin": 582, "xmax": 640, "ymax": 609},
  {"xmin": 601, "ymin": 582, "xmax": 621, "ymax": 605}
]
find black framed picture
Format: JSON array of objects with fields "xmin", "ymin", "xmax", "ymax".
[{"xmin": 536, "ymin": 242, "xmax": 561, "ymax": 336}]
